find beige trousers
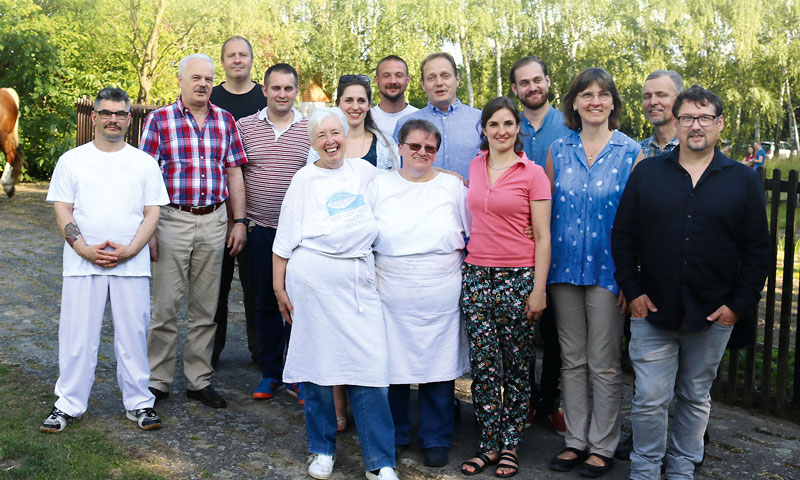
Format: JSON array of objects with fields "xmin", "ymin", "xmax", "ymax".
[
  {"xmin": 148, "ymin": 204, "xmax": 226, "ymax": 391},
  {"xmin": 549, "ymin": 283, "xmax": 624, "ymax": 458}
]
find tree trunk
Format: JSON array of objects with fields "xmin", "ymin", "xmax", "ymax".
[
  {"xmin": 775, "ymin": 79, "xmax": 786, "ymax": 149},
  {"xmin": 496, "ymin": 40, "xmax": 502, "ymax": 97},
  {"xmin": 754, "ymin": 111, "xmax": 760, "ymax": 143},
  {"xmin": 785, "ymin": 78, "xmax": 800, "ymax": 154},
  {"xmin": 458, "ymin": 24, "xmax": 474, "ymax": 107},
  {"xmin": 133, "ymin": 0, "xmax": 168, "ymax": 104}
]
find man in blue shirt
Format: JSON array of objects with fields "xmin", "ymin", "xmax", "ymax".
[
  {"xmin": 612, "ymin": 86, "xmax": 769, "ymax": 480},
  {"xmin": 509, "ymin": 55, "xmax": 570, "ymax": 437},
  {"xmin": 639, "ymin": 70, "xmax": 682, "ymax": 158},
  {"xmin": 510, "ymin": 56, "xmax": 572, "ymax": 167},
  {"xmin": 393, "ymin": 52, "xmax": 481, "ymax": 180},
  {"xmin": 754, "ymin": 141, "xmax": 767, "ymax": 169}
]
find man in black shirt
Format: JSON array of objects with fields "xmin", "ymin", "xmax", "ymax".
[
  {"xmin": 209, "ymin": 36, "xmax": 267, "ymax": 367},
  {"xmin": 612, "ymin": 85, "xmax": 769, "ymax": 480}
]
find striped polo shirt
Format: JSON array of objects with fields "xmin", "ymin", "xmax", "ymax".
[{"xmin": 237, "ymin": 107, "xmax": 311, "ymax": 228}]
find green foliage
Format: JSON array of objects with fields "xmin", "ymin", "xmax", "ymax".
[{"xmin": 5, "ymin": 0, "xmax": 800, "ymax": 179}]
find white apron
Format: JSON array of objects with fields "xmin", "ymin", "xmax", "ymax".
[
  {"xmin": 376, "ymin": 251, "xmax": 470, "ymax": 384},
  {"xmin": 282, "ymin": 246, "xmax": 389, "ymax": 387}
]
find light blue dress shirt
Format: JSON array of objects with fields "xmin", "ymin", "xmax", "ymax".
[
  {"xmin": 393, "ymin": 100, "xmax": 482, "ymax": 181},
  {"xmin": 519, "ymin": 106, "xmax": 574, "ymax": 168},
  {"xmin": 548, "ymin": 129, "xmax": 641, "ymax": 294}
]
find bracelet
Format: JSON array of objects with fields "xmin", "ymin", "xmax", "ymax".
[{"xmin": 233, "ymin": 218, "xmax": 248, "ymax": 225}]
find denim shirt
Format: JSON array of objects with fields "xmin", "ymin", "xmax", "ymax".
[
  {"xmin": 393, "ymin": 100, "xmax": 482, "ymax": 180},
  {"xmin": 520, "ymin": 106, "xmax": 574, "ymax": 168},
  {"xmin": 548, "ymin": 129, "xmax": 641, "ymax": 294}
]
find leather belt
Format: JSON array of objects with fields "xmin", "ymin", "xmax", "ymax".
[{"xmin": 168, "ymin": 202, "xmax": 222, "ymax": 215}]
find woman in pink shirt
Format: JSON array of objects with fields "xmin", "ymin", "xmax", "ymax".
[{"xmin": 460, "ymin": 96, "xmax": 552, "ymax": 478}]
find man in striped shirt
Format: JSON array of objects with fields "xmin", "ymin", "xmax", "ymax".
[
  {"xmin": 139, "ymin": 53, "xmax": 248, "ymax": 409},
  {"xmin": 235, "ymin": 63, "xmax": 311, "ymax": 401}
]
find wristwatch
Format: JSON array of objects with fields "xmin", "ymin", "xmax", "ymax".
[{"xmin": 233, "ymin": 218, "xmax": 248, "ymax": 225}]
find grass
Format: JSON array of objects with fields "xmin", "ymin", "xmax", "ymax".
[
  {"xmin": 0, "ymin": 363, "xmax": 165, "ymax": 480},
  {"xmin": 764, "ymin": 155, "xmax": 800, "ymax": 174}
]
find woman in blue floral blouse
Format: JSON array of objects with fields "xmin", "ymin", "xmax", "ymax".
[{"xmin": 544, "ymin": 68, "xmax": 643, "ymax": 478}]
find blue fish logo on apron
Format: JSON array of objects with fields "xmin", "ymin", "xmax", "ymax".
[{"xmin": 325, "ymin": 191, "xmax": 366, "ymax": 216}]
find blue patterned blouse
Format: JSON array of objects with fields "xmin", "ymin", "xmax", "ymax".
[{"xmin": 548, "ymin": 129, "xmax": 641, "ymax": 294}]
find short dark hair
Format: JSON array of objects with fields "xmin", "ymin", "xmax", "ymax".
[
  {"xmin": 420, "ymin": 52, "xmax": 458, "ymax": 80},
  {"xmin": 672, "ymin": 85, "xmax": 723, "ymax": 117},
  {"xmin": 479, "ymin": 96, "xmax": 524, "ymax": 153},
  {"xmin": 94, "ymin": 87, "xmax": 130, "ymax": 111},
  {"xmin": 398, "ymin": 119, "xmax": 441, "ymax": 150},
  {"xmin": 221, "ymin": 36, "xmax": 253, "ymax": 61},
  {"xmin": 264, "ymin": 63, "xmax": 299, "ymax": 87},
  {"xmin": 509, "ymin": 56, "xmax": 549, "ymax": 85},
  {"xmin": 376, "ymin": 55, "xmax": 409, "ymax": 76},
  {"xmin": 562, "ymin": 67, "xmax": 622, "ymax": 131}
]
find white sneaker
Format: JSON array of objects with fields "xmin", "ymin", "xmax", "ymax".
[
  {"xmin": 308, "ymin": 454, "xmax": 335, "ymax": 479},
  {"xmin": 365, "ymin": 467, "xmax": 400, "ymax": 480}
]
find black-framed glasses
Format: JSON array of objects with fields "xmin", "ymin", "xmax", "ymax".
[
  {"xmin": 677, "ymin": 115, "xmax": 718, "ymax": 127},
  {"xmin": 403, "ymin": 143, "xmax": 437, "ymax": 154},
  {"xmin": 95, "ymin": 109, "xmax": 130, "ymax": 119},
  {"xmin": 339, "ymin": 74, "xmax": 370, "ymax": 86}
]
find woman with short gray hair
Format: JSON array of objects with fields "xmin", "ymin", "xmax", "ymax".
[{"xmin": 272, "ymin": 107, "xmax": 400, "ymax": 480}]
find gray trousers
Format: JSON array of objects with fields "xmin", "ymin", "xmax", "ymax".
[{"xmin": 549, "ymin": 284, "xmax": 624, "ymax": 458}]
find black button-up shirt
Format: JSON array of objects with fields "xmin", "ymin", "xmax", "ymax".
[{"xmin": 611, "ymin": 148, "xmax": 770, "ymax": 331}]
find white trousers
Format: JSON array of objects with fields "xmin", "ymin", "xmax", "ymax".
[{"xmin": 54, "ymin": 275, "xmax": 155, "ymax": 417}]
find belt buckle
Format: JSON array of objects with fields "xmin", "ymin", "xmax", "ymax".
[{"xmin": 189, "ymin": 205, "xmax": 204, "ymax": 213}]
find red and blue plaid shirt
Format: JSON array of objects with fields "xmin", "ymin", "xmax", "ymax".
[{"xmin": 139, "ymin": 96, "xmax": 247, "ymax": 206}]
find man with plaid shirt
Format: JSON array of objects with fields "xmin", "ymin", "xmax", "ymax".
[
  {"xmin": 639, "ymin": 70, "xmax": 683, "ymax": 158},
  {"xmin": 139, "ymin": 53, "xmax": 247, "ymax": 409}
]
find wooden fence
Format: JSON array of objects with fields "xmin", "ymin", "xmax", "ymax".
[
  {"xmin": 74, "ymin": 98, "xmax": 799, "ymax": 418},
  {"xmin": 712, "ymin": 167, "xmax": 800, "ymax": 418},
  {"xmin": 75, "ymin": 97, "xmax": 159, "ymax": 148}
]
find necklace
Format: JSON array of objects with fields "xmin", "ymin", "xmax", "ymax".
[{"xmin": 488, "ymin": 162, "xmax": 512, "ymax": 170}]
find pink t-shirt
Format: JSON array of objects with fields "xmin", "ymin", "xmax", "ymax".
[{"xmin": 465, "ymin": 150, "xmax": 551, "ymax": 267}]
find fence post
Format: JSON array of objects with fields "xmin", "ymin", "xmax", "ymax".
[
  {"xmin": 761, "ymin": 169, "xmax": 781, "ymax": 410},
  {"xmin": 776, "ymin": 169, "xmax": 798, "ymax": 413}
]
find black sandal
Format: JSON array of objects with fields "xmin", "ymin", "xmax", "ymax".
[
  {"xmin": 495, "ymin": 451, "xmax": 519, "ymax": 478},
  {"xmin": 461, "ymin": 451, "xmax": 499, "ymax": 476},
  {"xmin": 549, "ymin": 447, "xmax": 588, "ymax": 472}
]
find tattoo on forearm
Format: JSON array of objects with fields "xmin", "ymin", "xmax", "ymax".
[{"xmin": 64, "ymin": 222, "xmax": 81, "ymax": 247}]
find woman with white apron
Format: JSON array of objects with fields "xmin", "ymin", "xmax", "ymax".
[
  {"xmin": 272, "ymin": 107, "xmax": 399, "ymax": 480},
  {"xmin": 366, "ymin": 119, "xmax": 471, "ymax": 469}
]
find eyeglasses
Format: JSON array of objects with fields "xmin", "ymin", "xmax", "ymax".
[
  {"xmin": 95, "ymin": 110, "xmax": 130, "ymax": 119},
  {"xmin": 403, "ymin": 143, "xmax": 438, "ymax": 154},
  {"xmin": 339, "ymin": 74, "xmax": 370, "ymax": 86},
  {"xmin": 578, "ymin": 91, "xmax": 612, "ymax": 102},
  {"xmin": 677, "ymin": 115, "xmax": 718, "ymax": 127}
]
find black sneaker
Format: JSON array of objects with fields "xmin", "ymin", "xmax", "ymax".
[
  {"xmin": 126, "ymin": 407, "xmax": 163, "ymax": 430},
  {"xmin": 40, "ymin": 406, "xmax": 77, "ymax": 433}
]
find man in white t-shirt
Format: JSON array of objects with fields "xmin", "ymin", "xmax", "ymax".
[
  {"xmin": 41, "ymin": 87, "xmax": 169, "ymax": 434},
  {"xmin": 370, "ymin": 55, "xmax": 418, "ymax": 139}
]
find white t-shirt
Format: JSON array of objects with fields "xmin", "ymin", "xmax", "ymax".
[
  {"xmin": 370, "ymin": 104, "xmax": 419, "ymax": 140},
  {"xmin": 367, "ymin": 170, "xmax": 470, "ymax": 256},
  {"xmin": 47, "ymin": 142, "xmax": 169, "ymax": 277},
  {"xmin": 273, "ymin": 158, "xmax": 381, "ymax": 259}
]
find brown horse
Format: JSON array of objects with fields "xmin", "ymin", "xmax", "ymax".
[{"xmin": 0, "ymin": 88, "xmax": 24, "ymax": 198}]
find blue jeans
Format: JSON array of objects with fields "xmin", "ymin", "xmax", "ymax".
[
  {"xmin": 389, "ymin": 381, "xmax": 455, "ymax": 448},
  {"xmin": 303, "ymin": 382, "xmax": 396, "ymax": 472},
  {"xmin": 629, "ymin": 318, "xmax": 732, "ymax": 479},
  {"xmin": 246, "ymin": 226, "xmax": 291, "ymax": 380}
]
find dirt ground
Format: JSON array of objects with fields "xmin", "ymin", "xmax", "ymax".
[{"xmin": 1, "ymin": 183, "xmax": 799, "ymax": 479}]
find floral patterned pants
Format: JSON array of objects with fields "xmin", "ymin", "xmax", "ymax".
[{"xmin": 460, "ymin": 262, "xmax": 535, "ymax": 451}]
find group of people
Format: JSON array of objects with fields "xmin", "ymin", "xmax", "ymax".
[
  {"xmin": 743, "ymin": 141, "xmax": 767, "ymax": 169},
  {"xmin": 40, "ymin": 33, "xmax": 770, "ymax": 480}
]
